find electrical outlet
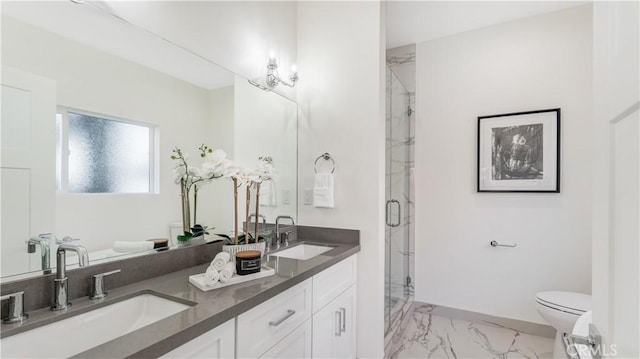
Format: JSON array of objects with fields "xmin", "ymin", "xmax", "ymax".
[
  {"xmin": 282, "ymin": 189, "xmax": 291, "ymax": 205},
  {"xmin": 304, "ymin": 189, "xmax": 313, "ymax": 205}
]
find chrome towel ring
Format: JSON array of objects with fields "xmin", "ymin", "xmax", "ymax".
[{"xmin": 314, "ymin": 153, "xmax": 335, "ymax": 174}]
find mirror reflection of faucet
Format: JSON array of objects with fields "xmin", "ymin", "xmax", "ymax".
[
  {"xmin": 273, "ymin": 215, "xmax": 295, "ymax": 250},
  {"xmin": 26, "ymin": 233, "xmax": 52, "ymax": 271},
  {"xmin": 26, "ymin": 234, "xmax": 89, "ymax": 272}
]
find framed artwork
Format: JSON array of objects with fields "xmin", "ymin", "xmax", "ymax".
[{"xmin": 477, "ymin": 108, "xmax": 560, "ymax": 193}]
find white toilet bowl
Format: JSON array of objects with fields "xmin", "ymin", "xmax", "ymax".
[{"xmin": 535, "ymin": 291, "xmax": 591, "ymax": 359}]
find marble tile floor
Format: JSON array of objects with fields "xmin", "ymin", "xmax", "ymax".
[{"xmin": 388, "ymin": 305, "xmax": 554, "ymax": 359}]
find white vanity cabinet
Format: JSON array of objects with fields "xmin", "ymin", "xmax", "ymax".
[
  {"xmin": 159, "ymin": 318, "xmax": 235, "ymax": 359},
  {"xmin": 312, "ymin": 256, "xmax": 357, "ymax": 359},
  {"xmin": 161, "ymin": 254, "xmax": 357, "ymax": 359}
]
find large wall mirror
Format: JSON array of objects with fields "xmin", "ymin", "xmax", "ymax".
[{"xmin": 0, "ymin": 1, "xmax": 297, "ymax": 279}]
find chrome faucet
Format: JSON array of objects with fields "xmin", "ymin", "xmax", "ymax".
[
  {"xmin": 275, "ymin": 216, "xmax": 295, "ymax": 247},
  {"xmin": 27, "ymin": 233, "xmax": 52, "ymax": 271},
  {"xmin": 249, "ymin": 213, "xmax": 267, "ymax": 224},
  {"xmin": 51, "ymin": 243, "xmax": 89, "ymax": 311}
]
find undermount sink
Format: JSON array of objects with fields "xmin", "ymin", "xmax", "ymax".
[
  {"xmin": 1, "ymin": 293, "xmax": 192, "ymax": 358},
  {"xmin": 271, "ymin": 244, "xmax": 333, "ymax": 260}
]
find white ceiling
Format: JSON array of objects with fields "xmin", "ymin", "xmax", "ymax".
[
  {"xmin": 386, "ymin": 1, "xmax": 590, "ymax": 49},
  {"xmin": 1, "ymin": 1, "xmax": 235, "ymax": 90}
]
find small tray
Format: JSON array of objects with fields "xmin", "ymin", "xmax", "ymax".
[{"xmin": 189, "ymin": 266, "xmax": 275, "ymax": 292}]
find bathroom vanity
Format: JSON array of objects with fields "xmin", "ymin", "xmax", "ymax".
[
  {"xmin": 0, "ymin": 226, "xmax": 359, "ymax": 358},
  {"xmin": 164, "ymin": 255, "xmax": 357, "ymax": 359}
]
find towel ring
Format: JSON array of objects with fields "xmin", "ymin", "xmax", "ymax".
[{"xmin": 314, "ymin": 153, "xmax": 335, "ymax": 174}]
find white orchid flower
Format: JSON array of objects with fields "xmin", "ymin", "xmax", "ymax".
[{"xmin": 233, "ymin": 166, "xmax": 259, "ymax": 185}]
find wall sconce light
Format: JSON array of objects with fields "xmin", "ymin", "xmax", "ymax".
[{"xmin": 266, "ymin": 53, "xmax": 298, "ymax": 88}]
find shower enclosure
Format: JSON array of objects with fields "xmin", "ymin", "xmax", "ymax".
[{"xmin": 385, "ymin": 67, "xmax": 413, "ymax": 333}]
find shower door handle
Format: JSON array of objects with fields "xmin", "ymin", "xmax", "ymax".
[{"xmin": 387, "ymin": 199, "xmax": 401, "ymax": 227}]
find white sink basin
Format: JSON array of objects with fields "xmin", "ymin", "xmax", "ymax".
[
  {"xmin": 271, "ymin": 244, "xmax": 333, "ymax": 260},
  {"xmin": 1, "ymin": 293, "xmax": 191, "ymax": 358}
]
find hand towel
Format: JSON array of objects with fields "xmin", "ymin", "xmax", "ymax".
[
  {"xmin": 210, "ymin": 251, "xmax": 231, "ymax": 271},
  {"xmin": 219, "ymin": 262, "xmax": 235, "ymax": 283},
  {"xmin": 113, "ymin": 241, "xmax": 154, "ymax": 253},
  {"xmin": 203, "ymin": 267, "xmax": 220, "ymax": 286},
  {"xmin": 259, "ymin": 180, "xmax": 276, "ymax": 207},
  {"xmin": 313, "ymin": 173, "xmax": 334, "ymax": 208}
]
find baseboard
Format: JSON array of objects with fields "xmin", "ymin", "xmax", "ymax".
[{"xmin": 412, "ymin": 301, "xmax": 556, "ymax": 339}]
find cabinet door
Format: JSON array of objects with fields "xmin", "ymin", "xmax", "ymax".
[
  {"xmin": 259, "ymin": 319, "xmax": 312, "ymax": 359},
  {"xmin": 312, "ymin": 256, "xmax": 357, "ymax": 313},
  {"xmin": 336, "ymin": 285, "xmax": 357, "ymax": 358},
  {"xmin": 159, "ymin": 319, "xmax": 235, "ymax": 359},
  {"xmin": 312, "ymin": 285, "xmax": 357, "ymax": 359}
]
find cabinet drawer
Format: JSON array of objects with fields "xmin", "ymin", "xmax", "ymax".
[
  {"xmin": 313, "ymin": 255, "xmax": 357, "ymax": 313},
  {"xmin": 259, "ymin": 319, "xmax": 312, "ymax": 359},
  {"xmin": 160, "ymin": 318, "xmax": 234, "ymax": 359},
  {"xmin": 237, "ymin": 278, "xmax": 312, "ymax": 358}
]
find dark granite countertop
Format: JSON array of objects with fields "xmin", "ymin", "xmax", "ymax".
[{"xmin": 1, "ymin": 231, "xmax": 359, "ymax": 358}]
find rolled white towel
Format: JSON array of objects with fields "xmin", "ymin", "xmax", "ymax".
[
  {"xmin": 219, "ymin": 262, "xmax": 235, "ymax": 283},
  {"xmin": 203, "ymin": 267, "xmax": 220, "ymax": 286},
  {"xmin": 113, "ymin": 241, "xmax": 154, "ymax": 253},
  {"xmin": 210, "ymin": 252, "xmax": 231, "ymax": 271}
]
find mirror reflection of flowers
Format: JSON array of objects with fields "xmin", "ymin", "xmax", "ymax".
[
  {"xmin": 228, "ymin": 156, "xmax": 275, "ymax": 246},
  {"xmin": 252, "ymin": 156, "xmax": 275, "ymax": 245},
  {"xmin": 171, "ymin": 144, "xmax": 229, "ymax": 239},
  {"xmin": 229, "ymin": 166, "xmax": 257, "ymax": 246}
]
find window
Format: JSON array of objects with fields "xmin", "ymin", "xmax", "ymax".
[{"xmin": 57, "ymin": 108, "xmax": 156, "ymax": 194}]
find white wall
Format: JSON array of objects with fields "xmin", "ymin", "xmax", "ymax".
[
  {"xmin": 232, "ymin": 79, "xmax": 297, "ymax": 226},
  {"xmin": 200, "ymin": 86, "xmax": 235, "ymax": 237},
  {"xmin": 2, "ymin": 16, "xmax": 210, "ymax": 252},
  {"xmin": 414, "ymin": 5, "xmax": 593, "ymax": 324},
  {"xmin": 297, "ymin": 2, "xmax": 386, "ymax": 357},
  {"xmin": 101, "ymin": 1, "xmax": 298, "ymax": 101}
]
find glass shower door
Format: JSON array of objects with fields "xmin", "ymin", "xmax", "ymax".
[{"xmin": 385, "ymin": 67, "xmax": 411, "ymax": 333}]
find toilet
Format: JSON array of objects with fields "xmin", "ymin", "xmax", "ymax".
[{"xmin": 535, "ymin": 291, "xmax": 591, "ymax": 359}]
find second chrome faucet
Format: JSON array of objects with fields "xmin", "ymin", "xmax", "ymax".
[{"xmin": 51, "ymin": 243, "xmax": 89, "ymax": 311}]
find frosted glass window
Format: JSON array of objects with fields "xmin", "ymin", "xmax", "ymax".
[{"xmin": 66, "ymin": 112, "xmax": 151, "ymax": 193}]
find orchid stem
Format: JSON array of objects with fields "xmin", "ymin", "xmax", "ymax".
[
  {"xmin": 245, "ymin": 185, "xmax": 250, "ymax": 243},
  {"xmin": 233, "ymin": 178, "xmax": 239, "ymax": 245},
  {"xmin": 254, "ymin": 182, "xmax": 261, "ymax": 242}
]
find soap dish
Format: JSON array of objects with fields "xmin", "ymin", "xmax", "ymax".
[{"xmin": 189, "ymin": 266, "xmax": 275, "ymax": 292}]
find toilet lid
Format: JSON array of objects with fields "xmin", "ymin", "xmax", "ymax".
[{"xmin": 536, "ymin": 291, "xmax": 591, "ymax": 315}]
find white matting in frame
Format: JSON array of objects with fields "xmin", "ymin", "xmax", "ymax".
[{"xmin": 477, "ymin": 108, "xmax": 560, "ymax": 192}]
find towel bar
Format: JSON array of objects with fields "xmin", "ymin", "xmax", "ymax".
[{"xmin": 490, "ymin": 241, "xmax": 518, "ymax": 248}]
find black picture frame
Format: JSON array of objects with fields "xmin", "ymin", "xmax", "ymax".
[{"xmin": 477, "ymin": 108, "xmax": 561, "ymax": 193}]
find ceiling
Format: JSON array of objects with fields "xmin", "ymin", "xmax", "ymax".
[
  {"xmin": 1, "ymin": 1, "xmax": 235, "ymax": 90},
  {"xmin": 386, "ymin": 1, "xmax": 590, "ymax": 49}
]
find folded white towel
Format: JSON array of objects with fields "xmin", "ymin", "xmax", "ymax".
[
  {"xmin": 219, "ymin": 262, "xmax": 235, "ymax": 283},
  {"xmin": 112, "ymin": 241, "xmax": 154, "ymax": 253},
  {"xmin": 313, "ymin": 173, "xmax": 334, "ymax": 208},
  {"xmin": 203, "ymin": 267, "xmax": 220, "ymax": 286},
  {"xmin": 210, "ymin": 251, "xmax": 231, "ymax": 271},
  {"xmin": 259, "ymin": 180, "xmax": 276, "ymax": 207}
]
